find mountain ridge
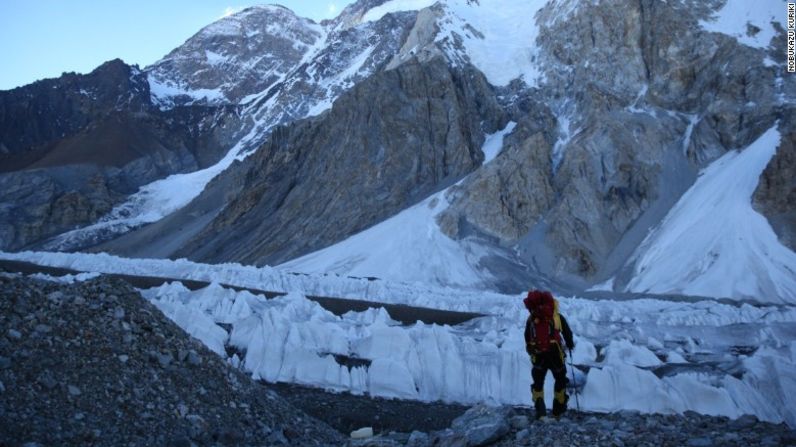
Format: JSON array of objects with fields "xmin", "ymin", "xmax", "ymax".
[{"xmin": 0, "ymin": 0, "xmax": 793, "ymax": 302}]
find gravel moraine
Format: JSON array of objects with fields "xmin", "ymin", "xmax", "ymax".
[{"xmin": 0, "ymin": 274, "xmax": 343, "ymax": 446}]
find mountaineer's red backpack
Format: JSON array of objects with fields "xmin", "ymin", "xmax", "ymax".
[{"xmin": 523, "ymin": 290, "xmax": 563, "ymax": 354}]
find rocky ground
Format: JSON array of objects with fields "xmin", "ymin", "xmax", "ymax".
[
  {"xmin": 343, "ymin": 404, "xmax": 796, "ymax": 447},
  {"xmin": 271, "ymin": 382, "xmax": 470, "ymax": 435},
  {"xmin": 1, "ymin": 272, "xmax": 795, "ymax": 446},
  {"xmin": 273, "ymin": 382, "xmax": 796, "ymax": 447},
  {"xmin": 0, "ymin": 274, "xmax": 342, "ymax": 446}
]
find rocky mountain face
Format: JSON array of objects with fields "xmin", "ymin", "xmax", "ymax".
[
  {"xmin": 155, "ymin": 0, "xmax": 792, "ymax": 291},
  {"xmin": 436, "ymin": 0, "xmax": 791, "ymax": 287},
  {"xmin": 0, "ymin": 59, "xmax": 148, "ymax": 159},
  {"xmin": 0, "ymin": 60, "xmax": 239, "ymax": 251},
  {"xmin": 175, "ymin": 57, "xmax": 504, "ymax": 264},
  {"xmin": 1, "ymin": 0, "xmax": 793, "ymax": 296},
  {"xmin": 753, "ymin": 114, "xmax": 796, "ymax": 252},
  {"xmin": 82, "ymin": 5, "xmax": 433, "ymax": 259}
]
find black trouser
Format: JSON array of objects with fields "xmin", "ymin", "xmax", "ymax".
[{"xmin": 531, "ymin": 345, "xmax": 568, "ymax": 413}]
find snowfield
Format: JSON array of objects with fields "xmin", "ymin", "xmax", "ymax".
[
  {"xmin": 3, "ymin": 250, "xmax": 796, "ymax": 427},
  {"xmin": 433, "ymin": 0, "xmax": 550, "ymax": 87},
  {"xmin": 699, "ymin": 0, "xmax": 784, "ymax": 49},
  {"xmin": 626, "ymin": 127, "xmax": 796, "ymax": 304}
]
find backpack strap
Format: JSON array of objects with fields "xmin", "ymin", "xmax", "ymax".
[{"xmin": 552, "ymin": 299, "xmax": 562, "ymax": 332}]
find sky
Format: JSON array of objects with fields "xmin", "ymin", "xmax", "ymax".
[{"xmin": 0, "ymin": 0, "xmax": 355, "ymax": 90}]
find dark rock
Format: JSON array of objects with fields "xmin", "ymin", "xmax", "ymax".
[
  {"xmin": 187, "ymin": 350, "xmax": 202, "ymax": 366},
  {"xmin": 760, "ymin": 435, "xmax": 781, "ymax": 446},
  {"xmin": 185, "ymin": 414, "xmax": 206, "ymax": 439},
  {"xmin": 450, "ymin": 404, "xmax": 510, "ymax": 446},
  {"xmin": 6, "ymin": 328, "xmax": 22, "ymax": 340},
  {"xmin": 167, "ymin": 435, "xmax": 192, "ymax": 447},
  {"xmin": 36, "ymin": 372, "xmax": 57, "ymax": 390},
  {"xmin": 731, "ymin": 414, "xmax": 759, "ymax": 429},
  {"xmin": 509, "ymin": 415, "xmax": 529, "ymax": 430},
  {"xmin": 46, "ymin": 291, "xmax": 65, "ymax": 303},
  {"xmin": 265, "ymin": 428, "xmax": 289, "ymax": 445},
  {"xmin": 753, "ymin": 128, "xmax": 796, "ymax": 251},
  {"xmin": 432, "ymin": 429, "xmax": 468, "ymax": 447},
  {"xmin": 686, "ymin": 437, "xmax": 713, "ymax": 447},
  {"xmin": 406, "ymin": 430, "xmax": 430, "ymax": 447}
]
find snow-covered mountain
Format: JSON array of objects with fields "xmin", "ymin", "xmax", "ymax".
[
  {"xmin": 1, "ymin": 0, "xmax": 794, "ymax": 305},
  {"xmin": 147, "ymin": 5, "xmax": 325, "ymax": 108}
]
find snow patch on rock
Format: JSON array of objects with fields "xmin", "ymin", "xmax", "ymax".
[{"xmin": 699, "ymin": 0, "xmax": 783, "ymax": 49}]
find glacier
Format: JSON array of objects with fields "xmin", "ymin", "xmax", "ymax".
[{"xmin": 3, "ymin": 250, "xmax": 796, "ymax": 426}]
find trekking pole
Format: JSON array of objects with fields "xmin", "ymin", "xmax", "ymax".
[{"xmin": 568, "ymin": 348, "xmax": 581, "ymax": 412}]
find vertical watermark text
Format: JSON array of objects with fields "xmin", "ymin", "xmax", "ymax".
[{"xmin": 788, "ymin": 2, "xmax": 795, "ymax": 72}]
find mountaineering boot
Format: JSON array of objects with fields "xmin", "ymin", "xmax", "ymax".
[
  {"xmin": 534, "ymin": 398, "xmax": 546, "ymax": 420},
  {"xmin": 533, "ymin": 389, "xmax": 546, "ymax": 419},
  {"xmin": 552, "ymin": 389, "xmax": 568, "ymax": 417}
]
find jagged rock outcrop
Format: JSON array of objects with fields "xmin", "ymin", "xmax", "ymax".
[
  {"xmin": 0, "ymin": 171, "xmax": 115, "ymax": 252},
  {"xmin": 0, "ymin": 59, "xmax": 149, "ymax": 162},
  {"xmin": 436, "ymin": 106, "xmax": 557, "ymax": 243},
  {"xmin": 754, "ymin": 128, "xmax": 796, "ymax": 251},
  {"xmin": 176, "ymin": 57, "xmax": 505, "ymax": 265}
]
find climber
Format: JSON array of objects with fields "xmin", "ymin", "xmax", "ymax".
[{"xmin": 523, "ymin": 289, "xmax": 575, "ymax": 420}]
